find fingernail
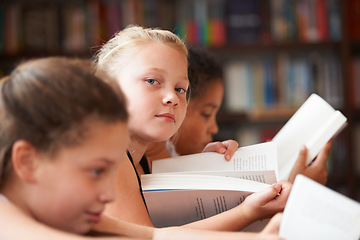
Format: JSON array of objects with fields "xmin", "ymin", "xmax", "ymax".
[{"xmin": 272, "ymin": 183, "xmax": 281, "ymax": 192}]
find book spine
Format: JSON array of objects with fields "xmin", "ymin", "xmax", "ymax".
[
  {"xmin": 5, "ymin": 4, "xmax": 22, "ymax": 55},
  {"xmin": 327, "ymin": 0, "xmax": 342, "ymax": 41},
  {"xmin": 226, "ymin": 0, "xmax": 261, "ymax": 44}
]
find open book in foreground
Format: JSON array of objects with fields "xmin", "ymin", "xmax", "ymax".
[
  {"xmin": 272, "ymin": 93, "xmax": 347, "ymax": 180},
  {"xmin": 142, "ymin": 142, "xmax": 278, "ymax": 227},
  {"xmin": 279, "ymin": 175, "xmax": 360, "ymax": 240},
  {"xmin": 142, "ymin": 174, "xmax": 270, "ymax": 227}
]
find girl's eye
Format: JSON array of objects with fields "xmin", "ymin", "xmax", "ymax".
[
  {"xmin": 146, "ymin": 79, "xmax": 159, "ymax": 85},
  {"xmin": 201, "ymin": 113, "xmax": 211, "ymax": 119},
  {"xmin": 175, "ymin": 87, "xmax": 187, "ymax": 94},
  {"xmin": 91, "ymin": 168, "xmax": 104, "ymax": 176}
]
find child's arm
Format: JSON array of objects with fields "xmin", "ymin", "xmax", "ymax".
[
  {"xmin": 154, "ymin": 213, "xmax": 284, "ymax": 240},
  {"xmin": 0, "ymin": 199, "xmax": 141, "ymax": 240},
  {"xmin": 182, "ymin": 181, "xmax": 291, "ymax": 231},
  {"xmin": 96, "ymin": 211, "xmax": 284, "ymax": 240},
  {"xmin": 288, "ymin": 140, "xmax": 332, "ymax": 184},
  {"xmin": 202, "ymin": 139, "xmax": 239, "ymax": 161},
  {"xmin": 1, "ymin": 195, "xmax": 283, "ymax": 240}
]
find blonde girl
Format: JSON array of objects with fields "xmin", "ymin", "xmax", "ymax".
[{"xmin": 95, "ymin": 25, "xmax": 291, "ymax": 231}]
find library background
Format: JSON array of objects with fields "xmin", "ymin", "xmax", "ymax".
[{"xmin": 0, "ymin": 0, "xmax": 359, "ymax": 201}]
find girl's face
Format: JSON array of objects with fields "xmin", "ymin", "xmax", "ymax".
[
  {"xmin": 28, "ymin": 121, "xmax": 128, "ymax": 234},
  {"xmin": 175, "ymin": 80, "xmax": 224, "ymax": 155},
  {"xmin": 116, "ymin": 42, "xmax": 189, "ymax": 144}
]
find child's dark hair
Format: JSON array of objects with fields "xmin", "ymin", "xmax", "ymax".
[
  {"xmin": 187, "ymin": 45, "xmax": 223, "ymax": 99},
  {"xmin": 0, "ymin": 57, "xmax": 128, "ymax": 188}
]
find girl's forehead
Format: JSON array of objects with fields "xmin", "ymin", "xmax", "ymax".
[
  {"xmin": 138, "ymin": 41, "xmax": 187, "ymax": 57},
  {"xmin": 130, "ymin": 44, "xmax": 187, "ymax": 68}
]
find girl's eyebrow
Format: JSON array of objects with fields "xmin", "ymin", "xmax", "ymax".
[
  {"xmin": 87, "ymin": 158, "xmax": 116, "ymax": 165},
  {"xmin": 200, "ymin": 103, "xmax": 218, "ymax": 110},
  {"xmin": 145, "ymin": 67, "xmax": 165, "ymax": 74}
]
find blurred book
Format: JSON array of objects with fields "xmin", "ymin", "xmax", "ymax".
[{"xmin": 279, "ymin": 174, "xmax": 360, "ymax": 240}]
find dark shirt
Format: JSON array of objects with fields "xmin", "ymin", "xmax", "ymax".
[
  {"xmin": 126, "ymin": 151, "xmax": 149, "ymax": 211},
  {"xmin": 140, "ymin": 155, "xmax": 151, "ymax": 174}
]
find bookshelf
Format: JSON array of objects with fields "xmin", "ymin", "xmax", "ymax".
[{"xmin": 0, "ymin": 0, "xmax": 359, "ymax": 201}]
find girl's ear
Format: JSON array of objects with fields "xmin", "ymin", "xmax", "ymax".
[{"xmin": 11, "ymin": 140, "xmax": 38, "ymax": 183}]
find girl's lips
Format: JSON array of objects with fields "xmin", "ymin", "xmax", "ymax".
[
  {"xmin": 86, "ymin": 211, "xmax": 102, "ymax": 223},
  {"xmin": 156, "ymin": 113, "xmax": 175, "ymax": 122}
]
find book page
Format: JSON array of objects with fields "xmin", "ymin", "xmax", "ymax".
[
  {"xmin": 155, "ymin": 170, "xmax": 277, "ymax": 184},
  {"xmin": 152, "ymin": 142, "xmax": 278, "ymax": 179},
  {"xmin": 144, "ymin": 189, "xmax": 254, "ymax": 227},
  {"xmin": 272, "ymin": 94, "xmax": 347, "ymax": 180},
  {"xmin": 142, "ymin": 174, "xmax": 270, "ymax": 192},
  {"xmin": 279, "ymin": 175, "xmax": 360, "ymax": 240}
]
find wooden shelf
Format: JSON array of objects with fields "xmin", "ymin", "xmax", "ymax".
[
  {"xmin": 0, "ymin": 52, "xmax": 93, "ymax": 60},
  {"xmin": 217, "ymin": 107, "xmax": 297, "ymax": 124},
  {"xmin": 210, "ymin": 41, "xmax": 342, "ymax": 55}
]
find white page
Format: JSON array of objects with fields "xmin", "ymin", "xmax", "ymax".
[
  {"xmin": 149, "ymin": 170, "xmax": 277, "ymax": 184},
  {"xmin": 272, "ymin": 94, "xmax": 347, "ymax": 180},
  {"xmin": 279, "ymin": 175, "xmax": 360, "ymax": 240},
  {"xmin": 152, "ymin": 142, "xmax": 278, "ymax": 179},
  {"xmin": 142, "ymin": 174, "xmax": 270, "ymax": 192}
]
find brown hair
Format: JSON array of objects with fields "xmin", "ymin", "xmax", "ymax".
[{"xmin": 0, "ymin": 57, "xmax": 128, "ymax": 188}]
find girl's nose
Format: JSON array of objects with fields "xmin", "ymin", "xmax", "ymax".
[
  {"xmin": 98, "ymin": 182, "xmax": 115, "ymax": 204},
  {"xmin": 162, "ymin": 90, "xmax": 179, "ymax": 106},
  {"xmin": 209, "ymin": 118, "xmax": 219, "ymax": 135}
]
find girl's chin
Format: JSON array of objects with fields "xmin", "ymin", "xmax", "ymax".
[{"xmin": 73, "ymin": 225, "xmax": 92, "ymax": 235}]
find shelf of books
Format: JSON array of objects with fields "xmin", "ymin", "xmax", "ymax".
[{"xmin": 0, "ymin": 0, "xmax": 175, "ymax": 67}]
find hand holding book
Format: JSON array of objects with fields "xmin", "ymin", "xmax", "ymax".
[
  {"xmin": 288, "ymin": 140, "xmax": 332, "ymax": 184},
  {"xmin": 272, "ymin": 93, "xmax": 347, "ymax": 180},
  {"xmin": 241, "ymin": 180, "xmax": 291, "ymax": 222}
]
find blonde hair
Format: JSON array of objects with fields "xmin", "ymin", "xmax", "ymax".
[{"xmin": 95, "ymin": 25, "xmax": 188, "ymax": 80}]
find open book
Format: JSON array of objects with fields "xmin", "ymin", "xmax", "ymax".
[
  {"xmin": 272, "ymin": 93, "xmax": 347, "ymax": 180},
  {"xmin": 142, "ymin": 142, "xmax": 278, "ymax": 227},
  {"xmin": 152, "ymin": 142, "xmax": 278, "ymax": 184},
  {"xmin": 279, "ymin": 175, "xmax": 360, "ymax": 240},
  {"xmin": 142, "ymin": 174, "xmax": 270, "ymax": 227}
]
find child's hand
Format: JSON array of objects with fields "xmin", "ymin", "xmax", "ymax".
[
  {"xmin": 242, "ymin": 180, "xmax": 292, "ymax": 222},
  {"xmin": 202, "ymin": 140, "xmax": 239, "ymax": 161},
  {"xmin": 288, "ymin": 140, "xmax": 332, "ymax": 185}
]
